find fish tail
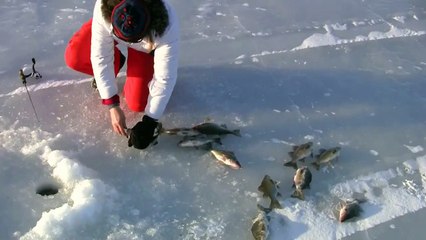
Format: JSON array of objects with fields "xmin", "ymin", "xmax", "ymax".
[
  {"xmin": 284, "ymin": 160, "xmax": 298, "ymax": 170},
  {"xmin": 269, "ymin": 199, "xmax": 282, "ymax": 209},
  {"xmin": 291, "ymin": 189, "xmax": 305, "ymax": 200},
  {"xmin": 200, "ymin": 142, "xmax": 214, "ymax": 150},
  {"xmin": 233, "ymin": 129, "xmax": 242, "ymax": 137}
]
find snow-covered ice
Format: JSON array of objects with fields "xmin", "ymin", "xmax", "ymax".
[{"xmin": 1, "ymin": 0, "xmax": 426, "ymax": 239}]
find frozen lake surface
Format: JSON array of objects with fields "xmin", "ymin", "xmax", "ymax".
[{"xmin": 1, "ymin": 0, "xmax": 426, "ymax": 239}]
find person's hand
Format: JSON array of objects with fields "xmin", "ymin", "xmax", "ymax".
[
  {"xmin": 128, "ymin": 115, "xmax": 159, "ymax": 149},
  {"xmin": 109, "ymin": 106, "xmax": 128, "ymax": 137}
]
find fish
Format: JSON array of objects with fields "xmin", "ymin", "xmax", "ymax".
[
  {"xmin": 192, "ymin": 122, "xmax": 241, "ymax": 137},
  {"xmin": 291, "ymin": 166, "xmax": 312, "ymax": 200},
  {"xmin": 284, "ymin": 142, "xmax": 314, "ymax": 169},
  {"xmin": 257, "ymin": 175, "xmax": 282, "ymax": 209},
  {"xmin": 161, "ymin": 127, "xmax": 201, "ymax": 137},
  {"xmin": 312, "ymin": 147, "xmax": 341, "ymax": 170},
  {"xmin": 210, "ymin": 149, "xmax": 242, "ymax": 169},
  {"xmin": 339, "ymin": 199, "xmax": 363, "ymax": 222},
  {"xmin": 178, "ymin": 135, "xmax": 222, "ymax": 148},
  {"xmin": 251, "ymin": 204, "xmax": 272, "ymax": 240}
]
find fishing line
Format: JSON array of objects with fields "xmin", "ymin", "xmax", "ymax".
[{"xmin": 19, "ymin": 58, "xmax": 42, "ymax": 122}]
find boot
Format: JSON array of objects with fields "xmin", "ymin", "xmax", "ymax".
[{"xmin": 92, "ymin": 51, "xmax": 126, "ymax": 89}]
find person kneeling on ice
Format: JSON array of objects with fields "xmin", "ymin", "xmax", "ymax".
[{"xmin": 64, "ymin": 0, "xmax": 179, "ymax": 149}]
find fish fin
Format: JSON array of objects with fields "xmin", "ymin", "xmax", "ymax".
[
  {"xmin": 256, "ymin": 204, "xmax": 272, "ymax": 214},
  {"xmin": 269, "ymin": 199, "xmax": 283, "ymax": 209},
  {"xmin": 300, "ymin": 157, "xmax": 305, "ymax": 163},
  {"xmin": 232, "ymin": 129, "xmax": 242, "ymax": 137},
  {"xmin": 292, "ymin": 145, "xmax": 299, "ymax": 150},
  {"xmin": 214, "ymin": 138, "xmax": 223, "ymax": 145},
  {"xmin": 228, "ymin": 151, "xmax": 237, "ymax": 158},
  {"xmin": 292, "ymin": 183, "xmax": 295, "ymax": 188},
  {"xmin": 258, "ymin": 185, "xmax": 265, "ymax": 194},
  {"xmin": 181, "ymin": 136, "xmax": 191, "ymax": 141},
  {"xmin": 277, "ymin": 192, "xmax": 282, "ymax": 197},
  {"xmin": 273, "ymin": 179, "xmax": 279, "ymax": 186},
  {"xmin": 316, "ymin": 149, "xmax": 326, "ymax": 158},
  {"xmin": 220, "ymin": 124, "xmax": 228, "ymax": 129},
  {"xmin": 234, "ymin": 160, "xmax": 242, "ymax": 169},
  {"xmin": 288, "ymin": 151, "xmax": 294, "ymax": 158},
  {"xmin": 312, "ymin": 162, "xmax": 320, "ymax": 171},
  {"xmin": 284, "ymin": 160, "xmax": 298, "ymax": 170},
  {"xmin": 291, "ymin": 189, "xmax": 305, "ymax": 200}
]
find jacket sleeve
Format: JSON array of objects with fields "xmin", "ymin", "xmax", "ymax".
[
  {"xmin": 144, "ymin": 8, "xmax": 180, "ymax": 120},
  {"xmin": 90, "ymin": 0, "xmax": 119, "ymax": 100}
]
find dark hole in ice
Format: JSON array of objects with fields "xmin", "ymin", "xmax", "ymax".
[{"xmin": 36, "ymin": 183, "xmax": 59, "ymax": 196}]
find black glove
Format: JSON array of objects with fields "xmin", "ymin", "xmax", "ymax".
[{"xmin": 128, "ymin": 115, "xmax": 159, "ymax": 149}]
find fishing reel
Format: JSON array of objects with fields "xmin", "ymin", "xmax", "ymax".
[{"xmin": 19, "ymin": 58, "xmax": 42, "ymax": 84}]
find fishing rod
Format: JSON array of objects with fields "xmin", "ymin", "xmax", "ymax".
[{"xmin": 19, "ymin": 58, "xmax": 42, "ymax": 122}]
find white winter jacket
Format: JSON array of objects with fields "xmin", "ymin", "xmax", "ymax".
[{"xmin": 90, "ymin": 0, "xmax": 179, "ymax": 120}]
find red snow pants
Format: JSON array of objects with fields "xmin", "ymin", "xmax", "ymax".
[{"xmin": 64, "ymin": 19, "xmax": 154, "ymax": 112}]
